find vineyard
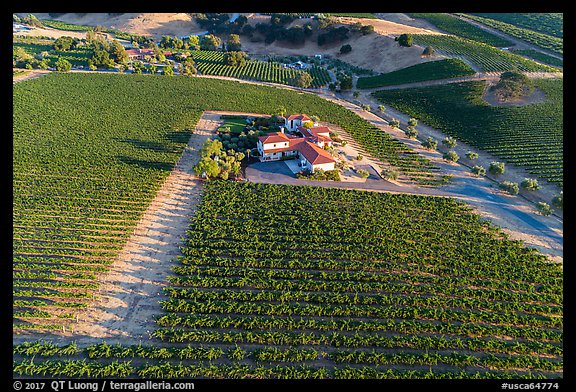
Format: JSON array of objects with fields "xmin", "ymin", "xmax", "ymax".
[
  {"xmin": 372, "ymin": 79, "xmax": 563, "ymax": 187},
  {"xmin": 356, "ymin": 59, "xmax": 475, "ymax": 89},
  {"xmin": 13, "ymin": 36, "xmax": 93, "ymax": 67},
  {"xmin": 468, "ymin": 13, "xmax": 563, "ymax": 38},
  {"xmin": 511, "ymin": 50, "xmax": 563, "ymax": 68},
  {"xmin": 188, "ymin": 50, "xmax": 331, "ymax": 88},
  {"xmin": 412, "ymin": 34, "xmax": 560, "ymax": 73},
  {"xmin": 408, "ymin": 13, "xmax": 512, "ymax": 47},
  {"xmin": 460, "ymin": 14, "xmax": 563, "ymax": 56},
  {"xmin": 13, "ymin": 182, "xmax": 563, "ymax": 378},
  {"xmin": 13, "ymin": 72, "xmax": 449, "ymax": 331}
]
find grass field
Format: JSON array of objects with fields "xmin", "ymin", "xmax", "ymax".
[
  {"xmin": 13, "ymin": 181, "xmax": 563, "ymax": 378},
  {"xmin": 372, "ymin": 79, "xmax": 563, "ymax": 187}
]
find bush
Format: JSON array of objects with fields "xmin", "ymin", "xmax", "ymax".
[
  {"xmin": 388, "ymin": 119, "xmax": 400, "ymax": 128},
  {"xmin": 340, "ymin": 44, "xmax": 352, "ymax": 54},
  {"xmin": 489, "ymin": 161, "xmax": 505, "ymax": 175},
  {"xmin": 520, "ymin": 178, "xmax": 540, "ymax": 191},
  {"xmin": 405, "ymin": 127, "xmax": 418, "ymax": 139},
  {"xmin": 422, "ymin": 137, "xmax": 438, "ymax": 150},
  {"xmin": 296, "ymin": 169, "xmax": 341, "ymax": 181},
  {"xmin": 382, "ymin": 168, "xmax": 399, "ymax": 180},
  {"xmin": 356, "ymin": 154, "xmax": 363, "ymax": 161},
  {"xmin": 407, "ymin": 118, "xmax": 418, "ymax": 127},
  {"xmin": 466, "ymin": 151, "xmax": 479, "ymax": 160},
  {"xmin": 535, "ymin": 202, "xmax": 553, "ymax": 216},
  {"xmin": 360, "ymin": 104, "xmax": 370, "ymax": 111},
  {"xmin": 378, "ymin": 105, "xmax": 386, "ymax": 112},
  {"xmin": 357, "ymin": 168, "xmax": 370, "ymax": 178},
  {"xmin": 443, "ymin": 136, "xmax": 457, "ymax": 148},
  {"xmin": 551, "ymin": 192, "xmax": 563, "ymax": 209},
  {"xmin": 471, "ymin": 165, "xmax": 486, "ymax": 176},
  {"xmin": 443, "ymin": 150, "xmax": 460, "ymax": 162},
  {"xmin": 499, "ymin": 181, "xmax": 519, "ymax": 195},
  {"xmin": 422, "ymin": 46, "xmax": 435, "ymax": 56},
  {"xmin": 398, "ymin": 33, "xmax": 413, "ymax": 47}
]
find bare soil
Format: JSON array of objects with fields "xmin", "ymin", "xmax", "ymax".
[{"xmin": 482, "ymin": 82, "xmax": 547, "ymax": 107}]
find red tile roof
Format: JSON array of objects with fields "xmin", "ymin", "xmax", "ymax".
[
  {"xmin": 258, "ymin": 132, "xmax": 290, "ymax": 144},
  {"xmin": 295, "ymin": 140, "xmax": 336, "ymax": 165},
  {"xmin": 287, "ymin": 114, "xmax": 311, "ymax": 121}
]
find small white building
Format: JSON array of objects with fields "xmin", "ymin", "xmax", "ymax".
[{"xmin": 285, "ymin": 113, "xmax": 314, "ymax": 132}]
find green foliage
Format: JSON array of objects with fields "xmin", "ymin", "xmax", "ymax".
[
  {"xmin": 535, "ymin": 202, "xmax": 553, "ymax": 216},
  {"xmin": 54, "ymin": 57, "xmax": 72, "ymax": 72},
  {"xmin": 409, "ymin": 13, "xmax": 512, "ymax": 47},
  {"xmin": 444, "ymin": 151, "xmax": 460, "ymax": 162},
  {"xmin": 520, "ymin": 178, "xmax": 540, "ymax": 191},
  {"xmin": 162, "ymin": 65, "xmax": 174, "ymax": 76},
  {"xmin": 422, "ymin": 137, "xmax": 438, "ymax": 150},
  {"xmin": 357, "ymin": 59, "xmax": 475, "ymax": 89},
  {"xmin": 340, "ymin": 44, "xmax": 352, "ymax": 54},
  {"xmin": 296, "ymin": 169, "xmax": 341, "ymax": 181},
  {"xmin": 381, "ymin": 168, "xmax": 399, "ymax": 180},
  {"xmin": 357, "ymin": 169, "xmax": 370, "ymax": 178},
  {"xmin": 372, "ymin": 80, "xmax": 563, "ymax": 187},
  {"xmin": 422, "ymin": 46, "xmax": 435, "ymax": 56},
  {"xmin": 398, "ymin": 33, "xmax": 413, "ymax": 47},
  {"xmin": 200, "ymin": 34, "xmax": 222, "ymax": 51},
  {"xmin": 466, "ymin": 151, "xmax": 479, "ymax": 160},
  {"xmin": 463, "ymin": 14, "xmax": 563, "ymax": 54},
  {"xmin": 223, "ymin": 51, "xmax": 247, "ymax": 67},
  {"xmin": 471, "ymin": 165, "xmax": 486, "ymax": 176},
  {"xmin": 412, "ymin": 35, "xmax": 560, "ymax": 72},
  {"xmin": 443, "ymin": 136, "xmax": 457, "ymax": 148},
  {"xmin": 490, "ymin": 71, "xmax": 535, "ymax": 100},
  {"xmin": 405, "ymin": 127, "xmax": 418, "ymax": 139},
  {"xmin": 407, "ymin": 118, "xmax": 418, "ymax": 127},
  {"xmin": 388, "ymin": 119, "xmax": 400, "ymax": 128},
  {"xmin": 295, "ymin": 72, "xmax": 313, "ymax": 88},
  {"xmin": 53, "ymin": 36, "xmax": 74, "ymax": 51},
  {"xmin": 499, "ymin": 181, "xmax": 519, "ymax": 195},
  {"xmin": 489, "ymin": 162, "xmax": 505, "ymax": 175}
]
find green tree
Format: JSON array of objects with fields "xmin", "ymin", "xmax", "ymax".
[
  {"xmin": 200, "ymin": 139, "xmax": 223, "ymax": 158},
  {"xmin": 405, "ymin": 127, "xmax": 418, "ymax": 139},
  {"xmin": 422, "ymin": 137, "xmax": 438, "ymax": 150},
  {"xmin": 388, "ymin": 119, "xmax": 400, "ymax": 128},
  {"xmin": 422, "ymin": 46, "xmax": 435, "ymax": 56},
  {"xmin": 193, "ymin": 157, "xmax": 220, "ymax": 179},
  {"xmin": 226, "ymin": 34, "xmax": 242, "ymax": 51},
  {"xmin": 471, "ymin": 165, "xmax": 486, "ymax": 176},
  {"xmin": 188, "ymin": 36, "xmax": 200, "ymax": 50},
  {"xmin": 466, "ymin": 151, "xmax": 479, "ymax": 160},
  {"xmin": 499, "ymin": 181, "xmax": 519, "ymax": 195},
  {"xmin": 109, "ymin": 40, "xmax": 128, "ymax": 64},
  {"xmin": 132, "ymin": 61, "xmax": 144, "ymax": 74},
  {"xmin": 53, "ymin": 36, "xmax": 74, "ymax": 51},
  {"xmin": 353, "ymin": 91, "xmax": 360, "ymax": 98},
  {"xmin": 407, "ymin": 118, "xmax": 418, "ymax": 127},
  {"xmin": 535, "ymin": 202, "xmax": 553, "ymax": 216},
  {"xmin": 223, "ymin": 51, "xmax": 247, "ymax": 67},
  {"xmin": 340, "ymin": 44, "xmax": 352, "ymax": 54},
  {"xmin": 491, "ymin": 70, "xmax": 535, "ymax": 100},
  {"xmin": 55, "ymin": 57, "xmax": 72, "ymax": 72},
  {"xmin": 382, "ymin": 168, "xmax": 399, "ymax": 180},
  {"xmin": 361, "ymin": 25, "xmax": 375, "ymax": 35},
  {"xmin": 398, "ymin": 33, "xmax": 413, "ymax": 47},
  {"xmin": 357, "ymin": 169, "xmax": 370, "ymax": 178},
  {"xmin": 443, "ymin": 136, "xmax": 457, "ymax": 148},
  {"xmin": 551, "ymin": 192, "xmax": 562, "ymax": 210},
  {"xmin": 295, "ymin": 72, "xmax": 313, "ymax": 88},
  {"xmin": 444, "ymin": 150, "xmax": 460, "ymax": 162},
  {"xmin": 200, "ymin": 34, "xmax": 222, "ymax": 51},
  {"xmin": 520, "ymin": 178, "xmax": 540, "ymax": 191},
  {"xmin": 489, "ymin": 161, "xmax": 505, "ymax": 175},
  {"xmin": 378, "ymin": 105, "xmax": 386, "ymax": 112}
]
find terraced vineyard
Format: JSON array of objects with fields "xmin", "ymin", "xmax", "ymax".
[
  {"xmin": 189, "ymin": 50, "xmax": 331, "ymax": 88},
  {"xmin": 412, "ymin": 34, "xmax": 560, "ymax": 73},
  {"xmin": 357, "ymin": 59, "xmax": 475, "ymax": 89},
  {"xmin": 408, "ymin": 13, "xmax": 512, "ymax": 47},
  {"xmin": 511, "ymin": 49, "xmax": 563, "ymax": 68},
  {"xmin": 372, "ymin": 79, "xmax": 563, "ymax": 187},
  {"xmin": 469, "ymin": 13, "xmax": 563, "ymax": 38},
  {"xmin": 14, "ymin": 182, "xmax": 563, "ymax": 378}
]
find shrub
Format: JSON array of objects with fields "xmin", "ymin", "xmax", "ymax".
[
  {"xmin": 382, "ymin": 168, "xmax": 399, "ymax": 180},
  {"xmin": 378, "ymin": 105, "xmax": 386, "ymax": 112},
  {"xmin": 443, "ymin": 150, "xmax": 460, "ymax": 162},
  {"xmin": 520, "ymin": 178, "xmax": 540, "ymax": 191},
  {"xmin": 228, "ymin": 346, "xmax": 246, "ymax": 361},
  {"xmin": 407, "ymin": 118, "xmax": 418, "ymax": 127},
  {"xmin": 360, "ymin": 104, "xmax": 371, "ymax": 111},
  {"xmin": 536, "ymin": 202, "xmax": 553, "ymax": 216},
  {"xmin": 405, "ymin": 127, "xmax": 418, "ymax": 139},
  {"xmin": 551, "ymin": 192, "xmax": 563, "ymax": 209},
  {"xmin": 422, "ymin": 137, "xmax": 438, "ymax": 150},
  {"xmin": 356, "ymin": 154, "xmax": 363, "ymax": 161},
  {"xmin": 499, "ymin": 181, "xmax": 519, "ymax": 195},
  {"xmin": 388, "ymin": 119, "xmax": 400, "ymax": 128},
  {"xmin": 443, "ymin": 136, "xmax": 457, "ymax": 148},
  {"xmin": 340, "ymin": 44, "xmax": 352, "ymax": 54},
  {"xmin": 357, "ymin": 168, "xmax": 370, "ymax": 178},
  {"xmin": 466, "ymin": 151, "xmax": 479, "ymax": 160},
  {"xmin": 471, "ymin": 165, "xmax": 486, "ymax": 176},
  {"xmin": 398, "ymin": 33, "xmax": 413, "ymax": 47},
  {"xmin": 489, "ymin": 161, "xmax": 505, "ymax": 175},
  {"xmin": 422, "ymin": 46, "xmax": 435, "ymax": 56}
]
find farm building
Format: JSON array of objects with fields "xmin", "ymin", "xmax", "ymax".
[{"xmin": 257, "ymin": 116, "xmax": 336, "ymax": 172}]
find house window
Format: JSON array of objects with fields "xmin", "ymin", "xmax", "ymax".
[{"xmin": 274, "ymin": 144, "xmax": 276, "ymax": 147}]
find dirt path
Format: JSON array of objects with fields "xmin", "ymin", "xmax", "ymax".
[
  {"xmin": 13, "ymin": 113, "xmax": 220, "ymax": 346},
  {"xmin": 13, "ymin": 69, "xmax": 51, "ymax": 84}
]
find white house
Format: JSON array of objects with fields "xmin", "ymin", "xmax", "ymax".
[{"xmin": 285, "ymin": 113, "xmax": 314, "ymax": 132}]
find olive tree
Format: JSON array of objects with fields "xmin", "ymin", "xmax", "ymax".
[
  {"xmin": 489, "ymin": 161, "xmax": 505, "ymax": 175},
  {"xmin": 520, "ymin": 178, "xmax": 540, "ymax": 191}
]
